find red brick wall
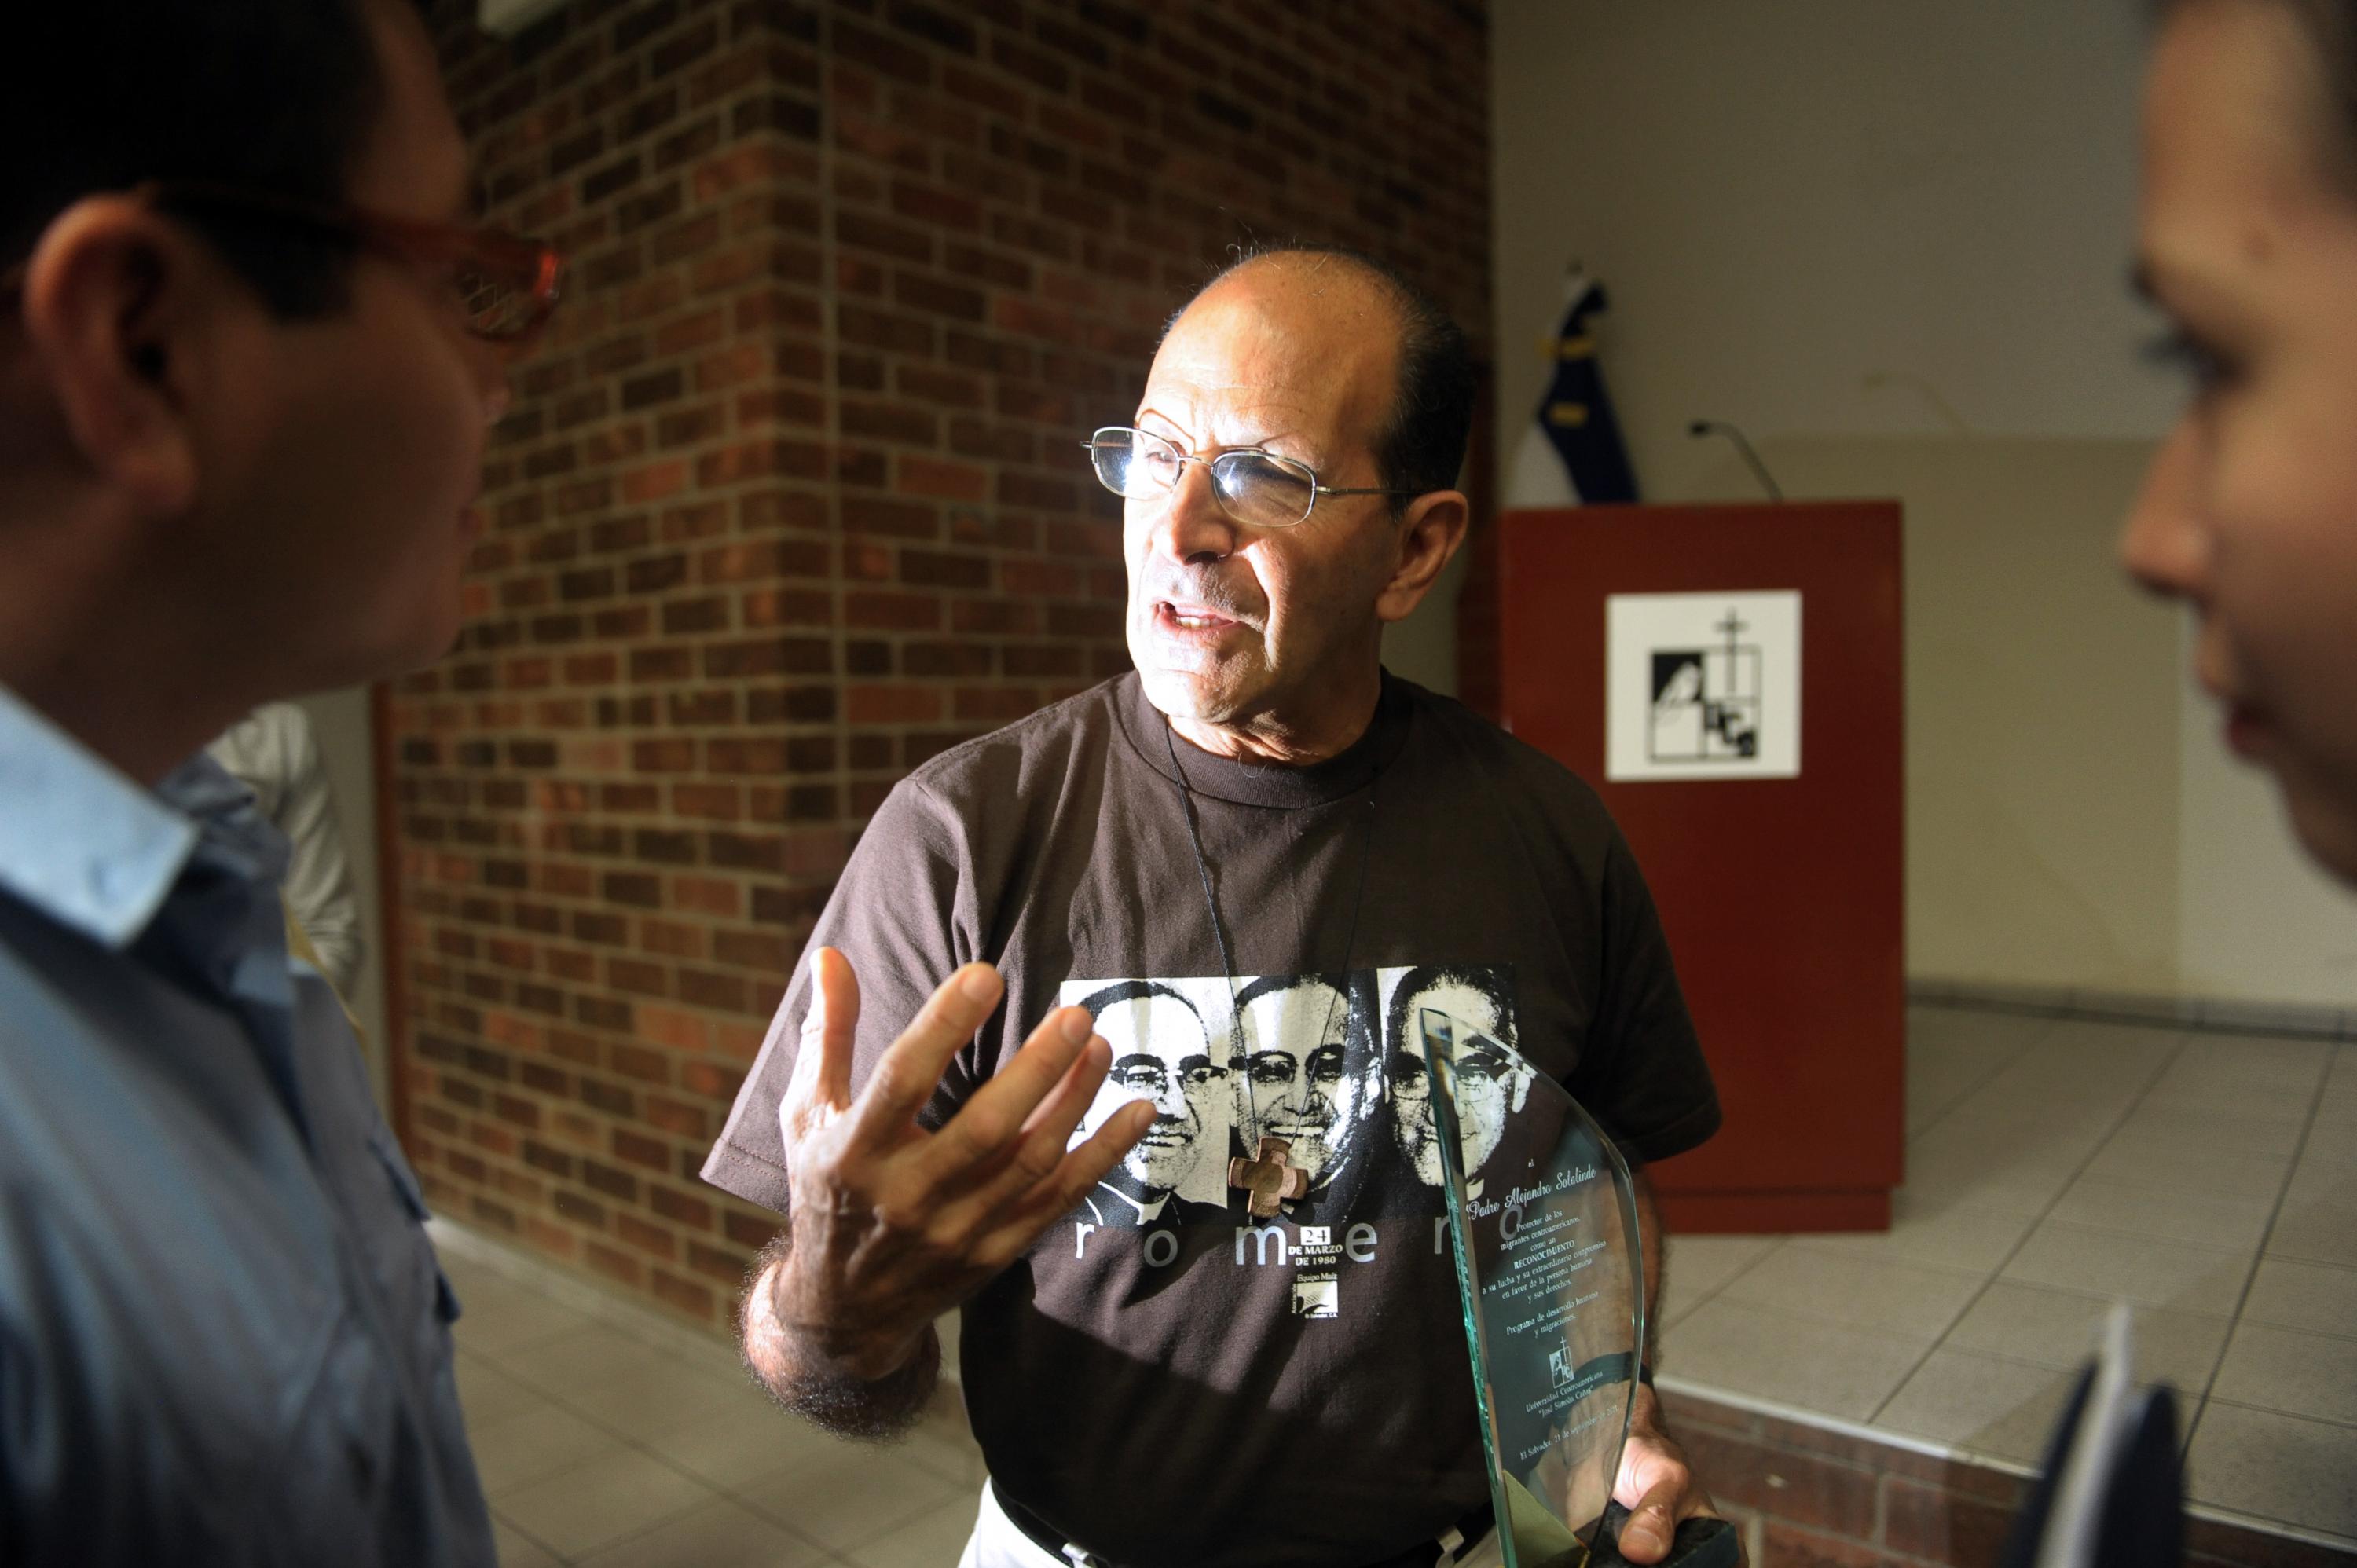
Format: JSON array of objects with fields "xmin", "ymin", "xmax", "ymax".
[{"xmin": 394, "ymin": 0, "xmax": 1493, "ymax": 1327}]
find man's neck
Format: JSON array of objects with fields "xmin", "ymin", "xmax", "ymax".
[
  {"xmin": 1166, "ymin": 672, "xmax": 1383, "ymax": 767},
  {"xmin": 2, "ymin": 649, "xmax": 248, "ymax": 788},
  {"xmin": 0, "ymin": 534, "xmax": 255, "ymax": 786}
]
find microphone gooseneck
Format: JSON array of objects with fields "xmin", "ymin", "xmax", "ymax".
[{"xmin": 1688, "ymin": 419, "xmax": 1784, "ymax": 503}]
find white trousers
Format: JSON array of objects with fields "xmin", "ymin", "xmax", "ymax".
[
  {"xmin": 954, "ymin": 1479, "xmax": 1505, "ymax": 1568},
  {"xmin": 955, "ymin": 1480, "xmax": 1078, "ymax": 1568}
]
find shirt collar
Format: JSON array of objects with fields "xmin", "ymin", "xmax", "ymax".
[{"xmin": 0, "ymin": 683, "xmax": 203, "ymax": 949}]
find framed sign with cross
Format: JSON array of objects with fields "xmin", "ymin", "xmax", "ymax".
[{"xmin": 1604, "ymin": 589, "xmax": 1802, "ymax": 781}]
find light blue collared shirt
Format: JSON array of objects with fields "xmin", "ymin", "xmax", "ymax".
[{"xmin": 0, "ymin": 685, "xmax": 493, "ymax": 1567}]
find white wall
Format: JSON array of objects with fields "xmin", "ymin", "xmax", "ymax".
[
  {"xmin": 1493, "ymin": 0, "xmax": 2175, "ymax": 483},
  {"xmin": 1698, "ymin": 436, "xmax": 2184, "ymax": 994},
  {"xmin": 2176, "ymin": 626, "xmax": 2357, "ymax": 1006},
  {"xmin": 1491, "ymin": 0, "xmax": 2357, "ymax": 1004}
]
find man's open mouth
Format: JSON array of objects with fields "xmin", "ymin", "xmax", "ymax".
[{"xmin": 1157, "ymin": 601, "xmax": 1243, "ymax": 633}]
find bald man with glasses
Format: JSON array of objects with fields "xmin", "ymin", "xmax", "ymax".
[
  {"xmin": 1229, "ymin": 969, "xmax": 1384, "ymax": 1214},
  {"xmin": 1070, "ymin": 980, "xmax": 1231, "ymax": 1229},
  {"xmin": 706, "ymin": 246, "xmax": 1728, "ymax": 1568}
]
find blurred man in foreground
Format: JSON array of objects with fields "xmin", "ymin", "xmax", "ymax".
[{"xmin": 0, "ymin": 3, "xmax": 558, "ymax": 1561}]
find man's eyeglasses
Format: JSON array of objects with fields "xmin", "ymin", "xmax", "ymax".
[
  {"xmin": 1109, "ymin": 1059, "xmax": 1226, "ymax": 1097},
  {"xmin": 1387, "ymin": 1046, "xmax": 1512, "ymax": 1095},
  {"xmin": 1082, "ymin": 425, "xmax": 1420, "ymax": 530},
  {"xmin": 1241, "ymin": 1046, "xmax": 1351, "ymax": 1088},
  {"xmin": 2, "ymin": 181, "xmax": 563, "ymax": 349}
]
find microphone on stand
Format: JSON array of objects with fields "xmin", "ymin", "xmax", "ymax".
[{"xmin": 1688, "ymin": 419, "xmax": 1784, "ymax": 502}]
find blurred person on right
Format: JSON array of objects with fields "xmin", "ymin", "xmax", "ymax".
[{"xmin": 2124, "ymin": 0, "xmax": 2357, "ymax": 888}]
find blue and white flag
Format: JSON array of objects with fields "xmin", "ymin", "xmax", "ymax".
[{"xmin": 1506, "ymin": 271, "xmax": 1640, "ymax": 507}]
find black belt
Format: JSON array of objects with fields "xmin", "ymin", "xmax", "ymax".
[{"xmin": 997, "ymin": 1489, "xmax": 1496, "ymax": 1568}]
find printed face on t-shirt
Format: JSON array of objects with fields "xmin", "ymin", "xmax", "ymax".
[
  {"xmin": 1057, "ymin": 965, "xmax": 1530, "ymax": 1226},
  {"xmin": 1386, "ymin": 980, "xmax": 1534, "ymax": 1185},
  {"xmin": 1233, "ymin": 978, "xmax": 1373, "ymax": 1189},
  {"xmin": 1085, "ymin": 991, "xmax": 1219, "ymax": 1194}
]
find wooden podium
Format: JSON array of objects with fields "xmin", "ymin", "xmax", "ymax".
[{"xmin": 1497, "ymin": 503, "xmax": 1904, "ymax": 1233}]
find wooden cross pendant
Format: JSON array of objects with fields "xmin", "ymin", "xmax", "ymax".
[{"xmin": 1229, "ymin": 1136, "xmax": 1310, "ymax": 1219}]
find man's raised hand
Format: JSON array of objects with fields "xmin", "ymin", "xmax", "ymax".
[{"xmin": 768, "ymin": 947, "xmax": 1154, "ymax": 1381}]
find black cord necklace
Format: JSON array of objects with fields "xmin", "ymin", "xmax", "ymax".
[{"xmin": 1160, "ymin": 720, "xmax": 1379, "ymax": 1218}]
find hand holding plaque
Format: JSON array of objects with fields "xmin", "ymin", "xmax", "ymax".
[{"xmin": 1419, "ymin": 1009, "xmax": 1739, "ymax": 1568}]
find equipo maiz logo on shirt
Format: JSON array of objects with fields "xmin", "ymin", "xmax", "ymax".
[{"xmin": 1060, "ymin": 965, "xmax": 1529, "ymax": 1315}]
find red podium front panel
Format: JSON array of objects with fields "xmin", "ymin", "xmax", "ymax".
[{"xmin": 1498, "ymin": 504, "xmax": 1904, "ymax": 1233}]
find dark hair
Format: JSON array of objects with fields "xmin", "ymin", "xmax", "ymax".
[
  {"xmin": 2, "ymin": 2, "xmax": 398, "ymax": 316},
  {"xmin": 2274, "ymin": 0, "xmax": 2357, "ymax": 187},
  {"xmin": 1172, "ymin": 245, "xmax": 1477, "ymax": 513},
  {"xmin": 1078, "ymin": 978, "xmax": 1204, "ymax": 1024},
  {"xmin": 2159, "ymin": 0, "xmax": 2357, "ymax": 192},
  {"xmin": 1384, "ymin": 965, "xmax": 1516, "ymax": 1055},
  {"xmin": 1231, "ymin": 970, "xmax": 1378, "ymax": 1067}
]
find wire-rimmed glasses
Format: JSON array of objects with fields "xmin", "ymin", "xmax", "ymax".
[
  {"xmin": 1081, "ymin": 424, "xmax": 1419, "ymax": 529},
  {"xmin": 1107, "ymin": 1058, "xmax": 1226, "ymax": 1097},
  {"xmin": 1386, "ymin": 1042, "xmax": 1512, "ymax": 1097},
  {"xmin": 1241, "ymin": 1046, "xmax": 1351, "ymax": 1088}
]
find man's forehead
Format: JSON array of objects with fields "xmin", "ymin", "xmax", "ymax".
[
  {"xmin": 1141, "ymin": 265, "xmax": 1396, "ymax": 443},
  {"xmin": 1415, "ymin": 982, "xmax": 1502, "ymax": 1031},
  {"xmin": 350, "ymin": 0, "xmax": 474, "ymax": 215},
  {"xmin": 1244, "ymin": 986, "xmax": 1354, "ymax": 1057},
  {"xmin": 1138, "ymin": 368, "xmax": 1318, "ymax": 430},
  {"xmin": 1141, "ymin": 332, "xmax": 1326, "ymax": 428},
  {"xmin": 2142, "ymin": 2, "xmax": 2332, "ymax": 233},
  {"xmin": 1247, "ymin": 980, "xmax": 1347, "ymax": 1013},
  {"xmin": 1105, "ymin": 991, "xmax": 1202, "ymax": 1034}
]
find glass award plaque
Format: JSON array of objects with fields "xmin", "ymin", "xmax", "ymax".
[{"xmin": 1419, "ymin": 1008, "xmax": 1736, "ymax": 1568}]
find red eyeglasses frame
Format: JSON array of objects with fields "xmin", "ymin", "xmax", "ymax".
[{"xmin": 2, "ymin": 181, "xmax": 564, "ymax": 349}]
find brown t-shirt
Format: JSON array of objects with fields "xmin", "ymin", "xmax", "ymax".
[{"xmin": 704, "ymin": 672, "xmax": 1718, "ymax": 1568}]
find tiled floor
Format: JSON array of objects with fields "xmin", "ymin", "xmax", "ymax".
[
  {"xmin": 438, "ymin": 1005, "xmax": 2357, "ymax": 1563},
  {"xmin": 433, "ymin": 1230, "xmax": 985, "ymax": 1567},
  {"xmin": 1658, "ymin": 1005, "xmax": 2357, "ymax": 1550}
]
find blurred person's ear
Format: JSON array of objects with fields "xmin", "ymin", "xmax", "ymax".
[{"xmin": 14, "ymin": 197, "xmax": 211, "ymax": 522}]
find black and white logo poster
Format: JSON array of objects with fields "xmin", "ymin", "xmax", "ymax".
[{"xmin": 1605, "ymin": 591, "xmax": 1801, "ymax": 781}]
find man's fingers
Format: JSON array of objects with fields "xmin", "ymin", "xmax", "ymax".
[
  {"xmin": 1068, "ymin": 1095, "xmax": 1157, "ymax": 1186},
  {"xmin": 918, "ymin": 1005, "xmax": 1098, "ymax": 1178},
  {"xmin": 779, "ymin": 948, "xmax": 860, "ymax": 1150},
  {"xmin": 807, "ymin": 947, "xmax": 860, "ymax": 1108},
  {"xmin": 848, "ymin": 962, "xmax": 1005, "ymax": 1140},
  {"xmin": 969, "ymin": 1099, "xmax": 1159, "ymax": 1265},
  {"xmin": 1017, "ymin": 1029, "xmax": 1121, "ymax": 1145},
  {"xmin": 940, "ymin": 1031, "xmax": 1127, "ymax": 1221},
  {"xmin": 1616, "ymin": 1472, "xmax": 1682, "ymax": 1564}
]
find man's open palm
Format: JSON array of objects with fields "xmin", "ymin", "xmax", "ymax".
[{"xmin": 768, "ymin": 948, "xmax": 1153, "ymax": 1379}]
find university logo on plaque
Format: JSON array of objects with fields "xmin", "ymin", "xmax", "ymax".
[{"xmin": 1604, "ymin": 591, "xmax": 1802, "ymax": 782}]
